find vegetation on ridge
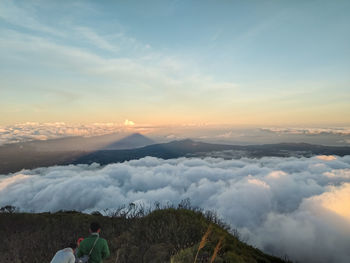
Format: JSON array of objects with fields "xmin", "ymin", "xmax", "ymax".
[{"xmin": 0, "ymin": 202, "xmax": 290, "ymax": 263}]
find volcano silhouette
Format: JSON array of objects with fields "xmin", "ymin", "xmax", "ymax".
[{"xmin": 104, "ymin": 133, "xmax": 154, "ymax": 150}]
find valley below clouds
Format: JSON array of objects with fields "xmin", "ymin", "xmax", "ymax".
[{"xmin": 1, "ymin": 155, "xmax": 350, "ymax": 263}]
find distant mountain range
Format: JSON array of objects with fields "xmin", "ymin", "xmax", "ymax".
[
  {"xmin": 1, "ymin": 135, "xmax": 350, "ymax": 174},
  {"xmin": 0, "ymin": 133, "xmax": 153, "ymax": 174},
  {"xmin": 73, "ymin": 139, "xmax": 350, "ymax": 165}
]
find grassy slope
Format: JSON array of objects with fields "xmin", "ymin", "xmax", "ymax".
[{"xmin": 0, "ymin": 208, "xmax": 289, "ymax": 263}]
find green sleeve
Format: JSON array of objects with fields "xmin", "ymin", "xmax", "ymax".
[
  {"xmin": 77, "ymin": 246, "xmax": 83, "ymax": 258},
  {"xmin": 77, "ymin": 241, "xmax": 87, "ymax": 258},
  {"xmin": 101, "ymin": 239, "xmax": 110, "ymax": 259}
]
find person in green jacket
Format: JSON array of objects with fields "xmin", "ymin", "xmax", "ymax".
[{"xmin": 77, "ymin": 222, "xmax": 110, "ymax": 263}]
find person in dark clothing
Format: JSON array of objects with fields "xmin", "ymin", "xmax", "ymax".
[{"xmin": 77, "ymin": 222, "xmax": 110, "ymax": 263}]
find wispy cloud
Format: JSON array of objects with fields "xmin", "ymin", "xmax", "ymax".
[
  {"xmin": 0, "ymin": 0, "xmax": 237, "ymax": 109},
  {"xmin": 0, "ymin": 27, "xmax": 237, "ymax": 112},
  {"xmin": 0, "ymin": 0, "xmax": 65, "ymax": 37},
  {"xmin": 75, "ymin": 26, "xmax": 120, "ymax": 53}
]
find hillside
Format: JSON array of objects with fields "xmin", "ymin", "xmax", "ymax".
[{"xmin": 0, "ymin": 205, "xmax": 289, "ymax": 263}]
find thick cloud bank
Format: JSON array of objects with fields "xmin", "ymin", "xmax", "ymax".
[{"xmin": 1, "ymin": 156, "xmax": 350, "ymax": 262}]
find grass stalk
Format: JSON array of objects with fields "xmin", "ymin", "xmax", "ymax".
[
  {"xmin": 193, "ymin": 225, "xmax": 212, "ymax": 263},
  {"xmin": 210, "ymin": 236, "xmax": 224, "ymax": 263}
]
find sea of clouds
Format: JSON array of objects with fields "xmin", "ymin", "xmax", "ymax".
[
  {"xmin": 2, "ymin": 122, "xmax": 350, "ymax": 146},
  {"xmin": 261, "ymin": 127, "xmax": 350, "ymax": 136},
  {"xmin": 1, "ymin": 155, "xmax": 350, "ymax": 262},
  {"xmin": 0, "ymin": 122, "xmax": 145, "ymax": 145},
  {"xmin": 0, "ymin": 122, "xmax": 124, "ymax": 145}
]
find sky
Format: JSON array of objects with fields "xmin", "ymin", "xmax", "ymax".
[
  {"xmin": 1, "ymin": 0, "xmax": 350, "ymax": 126},
  {"xmin": 1, "ymin": 3, "xmax": 350, "ymax": 261}
]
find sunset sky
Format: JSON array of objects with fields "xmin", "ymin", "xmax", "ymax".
[{"xmin": 1, "ymin": 0, "xmax": 350, "ymax": 126}]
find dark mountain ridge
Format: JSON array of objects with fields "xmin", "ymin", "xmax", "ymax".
[
  {"xmin": 0, "ymin": 133, "xmax": 153, "ymax": 174},
  {"xmin": 73, "ymin": 139, "xmax": 350, "ymax": 165},
  {"xmin": 1, "ymin": 138, "xmax": 350, "ymax": 174}
]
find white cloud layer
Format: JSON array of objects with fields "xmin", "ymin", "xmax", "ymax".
[
  {"xmin": 262, "ymin": 127, "xmax": 350, "ymax": 136},
  {"xmin": 3, "ymin": 122, "xmax": 350, "ymax": 147},
  {"xmin": 1, "ymin": 156, "xmax": 350, "ymax": 262},
  {"xmin": 0, "ymin": 122, "xmax": 128, "ymax": 145}
]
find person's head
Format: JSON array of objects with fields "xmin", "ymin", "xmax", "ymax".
[
  {"xmin": 89, "ymin": 222, "xmax": 101, "ymax": 233},
  {"xmin": 68, "ymin": 242, "xmax": 77, "ymax": 251}
]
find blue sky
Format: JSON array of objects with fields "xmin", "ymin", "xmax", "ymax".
[{"xmin": 0, "ymin": 0, "xmax": 349, "ymax": 126}]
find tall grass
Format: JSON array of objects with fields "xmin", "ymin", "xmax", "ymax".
[
  {"xmin": 193, "ymin": 224, "xmax": 212, "ymax": 263},
  {"xmin": 210, "ymin": 236, "xmax": 224, "ymax": 263},
  {"xmin": 115, "ymin": 249, "xmax": 120, "ymax": 263}
]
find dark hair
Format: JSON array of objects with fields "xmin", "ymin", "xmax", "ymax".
[
  {"xmin": 68, "ymin": 242, "xmax": 77, "ymax": 249},
  {"xmin": 90, "ymin": 222, "xmax": 101, "ymax": 232}
]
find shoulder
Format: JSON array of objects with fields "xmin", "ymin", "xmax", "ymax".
[
  {"xmin": 80, "ymin": 236, "xmax": 93, "ymax": 245},
  {"xmin": 98, "ymin": 238, "xmax": 108, "ymax": 246},
  {"xmin": 54, "ymin": 249, "xmax": 64, "ymax": 256}
]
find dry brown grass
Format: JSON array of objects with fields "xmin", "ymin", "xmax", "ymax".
[
  {"xmin": 210, "ymin": 236, "xmax": 224, "ymax": 263},
  {"xmin": 193, "ymin": 224, "xmax": 212, "ymax": 263}
]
